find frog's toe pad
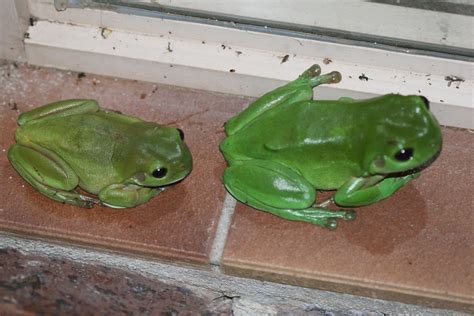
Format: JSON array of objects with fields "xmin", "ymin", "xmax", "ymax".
[
  {"xmin": 300, "ymin": 64, "xmax": 321, "ymax": 79},
  {"xmin": 344, "ymin": 210, "xmax": 357, "ymax": 221},
  {"xmin": 307, "ymin": 64, "xmax": 321, "ymax": 77},
  {"xmin": 326, "ymin": 219, "xmax": 338, "ymax": 230}
]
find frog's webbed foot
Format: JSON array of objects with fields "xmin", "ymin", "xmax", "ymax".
[
  {"xmin": 296, "ymin": 64, "xmax": 341, "ymax": 88},
  {"xmin": 79, "ymin": 194, "xmax": 102, "ymax": 208},
  {"xmin": 53, "ymin": 190, "xmax": 101, "ymax": 208},
  {"xmin": 311, "ymin": 197, "xmax": 357, "ymax": 229},
  {"xmin": 289, "ymin": 208, "xmax": 356, "ymax": 229}
]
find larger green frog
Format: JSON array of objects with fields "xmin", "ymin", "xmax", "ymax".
[
  {"xmin": 8, "ymin": 99, "xmax": 192, "ymax": 208},
  {"xmin": 220, "ymin": 64, "xmax": 442, "ymax": 229}
]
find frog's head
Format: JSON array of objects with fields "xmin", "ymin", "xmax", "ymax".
[
  {"xmin": 367, "ymin": 94, "xmax": 442, "ymax": 175},
  {"xmin": 127, "ymin": 125, "xmax": 193, "ymax": 187}
]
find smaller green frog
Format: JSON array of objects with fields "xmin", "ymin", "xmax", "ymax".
[
  {"xmin": 8, "ymin": 99, "xmax": 192, "ymax": 208},
  {"xmin": 220, "ymin": 64, "xmax": 442, "ymax": 229}
]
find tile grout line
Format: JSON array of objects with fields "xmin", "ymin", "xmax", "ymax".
[{"xmin": 209, "ymin": 192, "xmax": 237, "ymax": 269}]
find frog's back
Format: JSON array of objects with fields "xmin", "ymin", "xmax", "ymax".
[
  {"xmin": 16, "ymin": 111, "xmax": 137, "ymax": 150},
  {"xmin": 221, "ymin": 99, "xmax": 367, "ymax": 189},
  {"xmin": 15, "ymin": 111, "xmax": 144, "ymax": 193}
]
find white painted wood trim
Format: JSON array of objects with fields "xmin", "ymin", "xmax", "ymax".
[{"xmin": 25, "ymin": 1, "xmax": 473, "ymax": 128}]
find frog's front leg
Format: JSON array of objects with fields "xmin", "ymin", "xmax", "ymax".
[
  {"xmin": 8, "ymin": 144, "xmax": 99, "ymax": 207},
  {"xmin": 223, "ymin": 160, "xmax": 355, "ymax": 229},
  {"xmin": 18, "ymin": 99, "xmax": 99, "ymax": 125},
  {"xmin": 334, "ymin": 173, "xmax": 420, "ymax": 207},
  {"xmin": 99, "ymin": 184, "xmax": 163, "ymax": 208},
  {"xmin": 225, "ymin": 64, "xmax": 341, "ymax": 135}
]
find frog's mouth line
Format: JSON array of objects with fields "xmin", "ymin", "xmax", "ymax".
[
  {"xmin": 142, "ymin": 177, "xmax": 187, "ymax": 189},
  {"xmin": 387, "ymin": 146, "xmax": 442, "ymax": 178},
  {"xmin": 166, "ymin": 170, "xmax": 192, "ymax": 185},
  {"xmin": 137, "ymin": 168, "xmax": 191, "ymax": 188}
]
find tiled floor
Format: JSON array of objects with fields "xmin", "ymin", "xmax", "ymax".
[
  {"xmin": 1, "ymin": 63, "xmax": 472, "ymax": 312},
  {"xmin": 0, "ymin": 63, "xmax": 249, "ymax": 265}
]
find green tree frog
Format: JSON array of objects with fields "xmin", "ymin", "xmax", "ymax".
[
  {"xmin": 8, "ymin": 99, "xmax": 192, "ymax": 208},
  {"xmin": 220, "ymin": 64, "xmax": 442, "ymax": 229}
]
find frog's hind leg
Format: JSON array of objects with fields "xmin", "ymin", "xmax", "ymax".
[
  {"xmin": 237, "ymin": 193, "xmax": 355, "ymax": 229},
  {"xmin": 223, "ymin": 160, "xmax": 355, "ymax": 229},
  {"xmin": 8, "ymin": 144, "xmax": 98, "ymax": 208},
  {"xmin": 225, "ymin": 65, "xmax": 341, "ymax": 136},
  {"xmin": 18, "ymin": 99, "xmax": 99, "ymax": 125}
]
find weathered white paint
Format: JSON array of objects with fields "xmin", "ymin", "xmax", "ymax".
[{"xmin": 0, "ymin": 0, "xmax": 29, "ymax": 61}]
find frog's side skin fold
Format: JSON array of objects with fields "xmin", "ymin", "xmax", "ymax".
[
  {"xmin": 220, "ymin": 64, "xmax": 442, "ymax": 229},
  {"xmin": 8, "ymin": 99, "xmax": 193, "ymax": 208}
]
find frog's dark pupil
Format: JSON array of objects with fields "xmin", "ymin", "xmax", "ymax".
[
  {"xmin": 152, "ymin": 168, "xmax": 168, "ymax": 178},
  {"xmin": 394, "ymin": 148, "xmax": 414, "ymax": 161},
  {"xmin": 177, "ymin": 128, "xmax": 185, "ymax": 140}
]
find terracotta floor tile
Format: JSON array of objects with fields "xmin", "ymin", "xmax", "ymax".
[
  {"xmin": 0, "ymin": 63, "xmax": 250, "ymax": 265},
  {"xmin": 222, "ymin": 128, "xmax": 473, "ymax": 312}
]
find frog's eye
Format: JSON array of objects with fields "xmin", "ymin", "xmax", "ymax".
[
  {"xmin": 419, "ymin": 96, "xmax": 430, "ymax": 110},
  {"xmin": 394, "ymin": 148, "xmax": 414, "ymax": 161},
  {"xmin": 177, "ymin": 128, "xmax": 185, "ymax": 140},
  {"xmin": 152, "ymin": 167, "xmax": 168, "ymax": 178}
]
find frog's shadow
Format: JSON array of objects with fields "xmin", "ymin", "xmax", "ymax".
[
  {"xmin": 340, "ymin": 183, "xmax": 428, "ymax": 255},
  {"xmin": 238, "ymin": 183, "xmax": 427, "ymax": 256},
  {"xmin": 31, "ymin": 184, "xmax": 188, "ymax": 230}
]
